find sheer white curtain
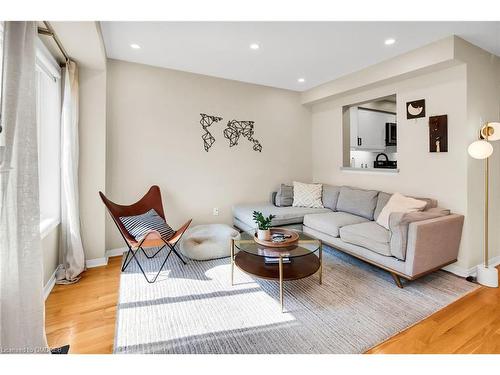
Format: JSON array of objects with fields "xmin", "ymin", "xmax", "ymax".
[
  {"xmin": 0, "ymin": 21, "xmax": 49, "ymax": 353},
  {"xmin": 56, "ymin": 61, "xmax": 85, "ymax": 284}
]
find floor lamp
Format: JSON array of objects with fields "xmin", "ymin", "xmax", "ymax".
[{"xmin": 467, "ymin": 122, "xmax": 500, "ymax": 288}]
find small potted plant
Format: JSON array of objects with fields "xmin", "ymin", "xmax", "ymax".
[{"xmin": 252, "ymin": 211, "xmax": 275, "ymax": 241}]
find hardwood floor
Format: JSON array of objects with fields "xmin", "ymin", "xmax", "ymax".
[
  {"xmin": 45, "ymin": 257, "xmax": 500, "ymax": 354},
  {"xmin": 367, "ymin": 269, "xmax": 500, "ymax": 353},
  {"xmin": 45, "ymin": 257, "xmax": 121, "ymax": 354}
]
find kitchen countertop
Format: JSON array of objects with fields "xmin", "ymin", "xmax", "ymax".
[{"xmin": 340, "ymin": 167, "xmax": 400, "ymax": 174}]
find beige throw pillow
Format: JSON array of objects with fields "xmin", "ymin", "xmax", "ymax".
[
  {"xmin": 376, "ymin": 192, "xmax": 427, "ymax": 229},
  {"xmin": 292, "ymin": 181, "xmax": 324, "ymax": 208}
]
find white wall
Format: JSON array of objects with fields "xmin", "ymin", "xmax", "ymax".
[
  {"xmin": 105, "ymin": 59, "xmax": 312, "ymax": 250},
  {"xmin": 42, "ymin": 225, "xmax": 60, "ymax": 285},
  {"xmin": 306, "ymin": 36, "xmax": 500, "ymax": 273},
  {"xmin": 310, "ymin": 64, "xmax": 470, "ymax": 269},
  {"xmin": 79, "ymin": 67, "xmax": 107, "ymax": 261},
  {"xmin": 455, "ymin": 38, "xmax": 500, "ymax": 269}
]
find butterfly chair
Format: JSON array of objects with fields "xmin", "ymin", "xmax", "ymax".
[{"xmin": 99, "ymin": 186, "xmax": 192, "ymax": 283}]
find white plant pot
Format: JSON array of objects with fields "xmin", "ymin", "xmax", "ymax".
[{"xmin": 257, "ymin": 229, "xmax": 271, "ymax": 241}]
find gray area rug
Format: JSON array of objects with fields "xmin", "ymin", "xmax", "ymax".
[{"xmin": 114, "ymin": 246, "xmax": 477, "ymax": 354}]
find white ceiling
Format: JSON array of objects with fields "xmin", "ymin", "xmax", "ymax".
[{"xmin": 100, "ymin": 22, "xmax": 500, "ymax": 91}]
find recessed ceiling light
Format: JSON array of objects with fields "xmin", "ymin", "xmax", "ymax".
[
  {"xmin": 249, "ymin": 43, "xmax": 260, "ymax": 50},
  {"xmin": 130, "ymin": 43, "xmax": 141, "ymax": 49},
  {"xmin": 297, "ymin": 78, "xmax": 305, "ymax": 83},
  {"xmin": 384, "ymin": 38, "xmax": 396, "ymax": 46}
]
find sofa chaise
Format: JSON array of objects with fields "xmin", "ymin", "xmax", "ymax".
[{"xmin": 232, "ymin": 185, "xmax": 464, "ymax": 288}]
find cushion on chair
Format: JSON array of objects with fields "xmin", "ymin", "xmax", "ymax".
[
  {"xmin": 336, "ymin": 186, "xmax": 379, "ymax": 220},
  {"xmin": 292, "ymin": 181, "xmax": 324, "ymax": 208},
  {"xmin": 120, "ymin": 209, "xmax": 175, "ymax": 241},
  {"xmin": 339, "ymin": 221, "xmax": 391, "ymax": 257},
  {"xmin": 303, "ymin": 211, "xmax": 369, "ymax": 237}
]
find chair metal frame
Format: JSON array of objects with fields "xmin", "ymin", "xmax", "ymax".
[{"xmin": 99, "ymin": 186, "xmax": 192, "ymax": 283}]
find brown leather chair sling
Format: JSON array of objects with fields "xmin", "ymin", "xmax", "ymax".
[{"xmin": 99, "ymin": 185, "xmax": 192, "ymax": 283}]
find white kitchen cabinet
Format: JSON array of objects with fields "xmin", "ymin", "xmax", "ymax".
[{"xmin": 350, "ymin": 107, "xmax": 396, "ymax": 151}]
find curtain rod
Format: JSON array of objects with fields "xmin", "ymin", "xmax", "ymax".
[{"xmin": 37, "ymin": 21, "xmax": 70, "ymax": 64}]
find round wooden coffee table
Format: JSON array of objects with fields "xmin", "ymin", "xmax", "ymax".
[{"xmin": 230, "ymin": 229, "xmax": 322, "ymax": 312}]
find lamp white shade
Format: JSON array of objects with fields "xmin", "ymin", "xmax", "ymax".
[
  {"xmin": 481, "ymin": 122, "xmax": 500, "ymax": 141},
  {"xmin": 468, "ymin": 140, "xmax": 493, "ymax": 159}
]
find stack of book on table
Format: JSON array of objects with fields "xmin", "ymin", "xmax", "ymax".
[{"xmin": 257, "ymin": 248, "xmax": 291, "ymax": 264}]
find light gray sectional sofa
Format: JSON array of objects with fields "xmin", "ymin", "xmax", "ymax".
[{"xmin": 232, "ymin": 185, "xmax": 464, "ymax": 287}]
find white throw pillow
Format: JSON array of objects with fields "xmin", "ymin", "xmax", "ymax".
[
  {"xmin": 376, "ymin": 192, "xmax": 427, "ymax": 229},
  {"xmin": 292, "ymin": 181, "xmax": 324, "ymax": 208}
]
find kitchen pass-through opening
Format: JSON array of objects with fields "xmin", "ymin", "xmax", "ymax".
[{"xmin": 342, "ymin": 94, "xmax": 398, "ymax": 171}]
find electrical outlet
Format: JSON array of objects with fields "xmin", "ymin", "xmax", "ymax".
[{"xmin": 213, "ymin": 207, "xmax": 219, "ymax": 216}]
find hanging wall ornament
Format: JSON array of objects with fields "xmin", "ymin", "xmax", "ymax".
[
  {"xmin": 199, "ymin": 113, "xmax": 223, "ymax": 152},
  {"xmin": 406, "ymin": 99, "xmax": 426, "ymax": 119},
  {"xmin": 223, "ymin": 120, "xmax": 262, "ymax": 152}
]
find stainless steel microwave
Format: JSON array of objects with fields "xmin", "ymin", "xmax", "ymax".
[{"xmin": 385, "ymin": 122, "xmax": 397, "ymax": 146}]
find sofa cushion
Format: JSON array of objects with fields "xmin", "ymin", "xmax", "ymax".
[
  {"xmin": 374, "ymin": 192, "xmax": 392, "ymax": 220},
  {"xmin": 275, "ymin": 184, "xmax": 293, "ymax": 207},
  {"xmin": 292, "ymin": 181, "xmax": 324, "ymax": 208},
  {"xmin": 336, "ymin": 186, "xmax": 379, "ymax": 220},
  {"xmin": 322, "ymin": 184, "xmax": 341, "ymax": 211},
  {"xmin": 339, "ymin": 221, "xmax": 391, "ymax": 257},
  {"xmin": 232, "ymin": 203, "xmax": 331, "ymax": 229},
  {"xmin": 374, "ymin": 192, "xmax": 438, "ymax": 220},
  {"xmin": 376, "ymin": 193, "xmax": 427, "ymax": 229},
  {"xmin": 303, "ymin": 211, "xmax": 369, "ymax": 238}
]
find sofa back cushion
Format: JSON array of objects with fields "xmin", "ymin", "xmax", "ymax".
[
  {"xmin": 376, "ymin": 193, "xmax": 427, "ymax": 229},
  {"xmin": 336, "ymin": 186, "xmax": 379, "ymax": 220},
  {"xmin": 374, "ymin": 192, "xmax": 439, "ymax": 220},
  {"xmin": 292, "ymin": 181, "xmax": 324, "ymax": 208},
  {"xmin": 274, "ymin": 184, "xmax": 294, "ymax": 207},
  {"xmin": 418, "ymin": 197, "xmax": 438, "ymax": 210},
  {"xmin": 322, "ymin": 184, "xmax": 341, "ymax": 211},
  {"xmin": 374, "ymin": 192, "xmax": 391, "ymax": 220}
]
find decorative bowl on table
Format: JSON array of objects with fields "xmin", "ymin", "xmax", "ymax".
[{"xmin": 253, "ymin": 228, "xmax": 299, "ymax": 248}]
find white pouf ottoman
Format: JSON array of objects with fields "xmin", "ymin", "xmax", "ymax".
[{"xmin": 180, "ymin": 224, "xmax": 241, "ymax": 261}]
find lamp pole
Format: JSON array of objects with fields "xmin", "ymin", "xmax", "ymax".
[
  {"xmin": 484, "ymin": 130, "xmax": 489, "ymax": 269},
  {"xmin": 468, "ymin": 123, "xmax": 499, "ymax": 287}
]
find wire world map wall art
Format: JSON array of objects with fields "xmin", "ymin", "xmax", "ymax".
[
  {"xmin": 198, "ymin": 114, "xmax": 263, "ymax": 153},
  {"xmin": 223, "ymin": 120, "xmax": 262, "ymax": 152},
  {"xmin": 199, "ymin": 113, "xmax": 223, "ymax": 152}
]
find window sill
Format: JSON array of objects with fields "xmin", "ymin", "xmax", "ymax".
[{"xmin": 40, "ymin": 218, "xmax": 60, "ymax": 239}]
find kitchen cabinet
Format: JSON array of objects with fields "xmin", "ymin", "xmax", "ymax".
[{"xmin": 350, "ymin": 107, "xmax": 396, "ymax": 151}]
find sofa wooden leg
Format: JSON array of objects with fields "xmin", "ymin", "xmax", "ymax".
[{"xmin": 390, "ymin": 272, "xmax": 404, "ymax": 288}]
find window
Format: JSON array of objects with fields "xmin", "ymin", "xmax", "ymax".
[{"xmin": 36, "ymin": 38, "xmax": 62, "ymax": 236}]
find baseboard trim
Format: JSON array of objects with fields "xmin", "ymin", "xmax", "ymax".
[
  {"xmin": 44, "ymin": 265, "xmax": 61, "ymax": 300},
  {"xmin": 85, "ymin": 248, "xmax": 126, "ymax": 269},
  {"xmin": 86, "ymin": 257, "xmax": 108, "ymax": 268},
  {"xmin": 105, "ymin": 247, "xmax": 127, "ymax": 258},
  {"xmin": 444, "ymin": 255, "xmax": 500, "ymax": 278}
]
